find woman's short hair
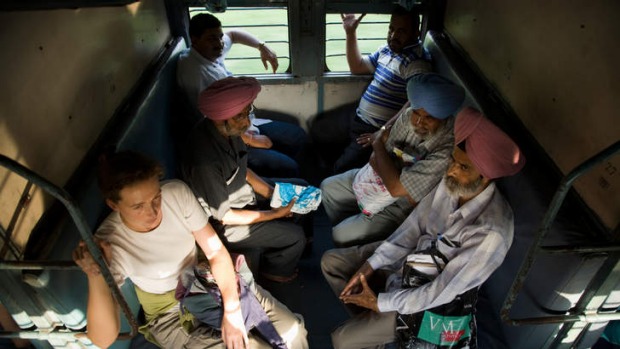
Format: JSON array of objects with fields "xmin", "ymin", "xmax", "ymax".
[{"xmin": 97, "ymin": 150, "xmax": 164, "ymax": 203}]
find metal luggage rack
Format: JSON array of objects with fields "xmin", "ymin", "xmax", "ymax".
[
  {"xmin": 500, "ymin": 140, "xmax": 620, "ymax": 347},
  {"xmin": 0, "ymin": 154, "xmax": 138, "ymax": 344}
]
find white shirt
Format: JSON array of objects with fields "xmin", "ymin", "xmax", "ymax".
[
  {"xmin": 176, "ymin": 34, "xmax": 262, "ymax": 133},
  {"xmin": 95, "ymin": 180, "xmax": 210, "ymax": 294},
  {"xmin": 367, "ymin": 178, "xmax": 514, "ymax": 314},
  {"xmin": 176, "ymin": 34, "xmax": 233, "ymax": 108}
]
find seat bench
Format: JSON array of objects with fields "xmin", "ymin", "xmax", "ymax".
[{"xmin": 423, "ymin": 30, "xmax": 612, "ymax": 348}]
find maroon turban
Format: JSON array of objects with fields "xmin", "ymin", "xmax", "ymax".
[
  {"xmin": 455, "ymin": 107, "xmax": 526, "ymax": 179},
  {"xmin": 198, "ymin": 76, "xmax": 261, "ymax": 121}
]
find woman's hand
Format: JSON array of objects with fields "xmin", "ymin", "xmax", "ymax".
[
  {"xmin": 72, "ymin": 239, "xmax": 112, "ymax": 278},
  {"xmin": 221, "ymin": 304, "xmax": 249, "ymax": 349}
]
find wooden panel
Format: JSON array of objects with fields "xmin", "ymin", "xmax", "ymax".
[
  {"xmin": 445, "ymin": 0, "xmax": 620, "ymax": 230},
  {"xmin": 0, "ymin": 0, "xmax": 170, "ymax": 250}
]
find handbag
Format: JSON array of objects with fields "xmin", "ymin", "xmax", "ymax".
[
  {"xmin": 175, "ymin": 254, "xmax": 288, "ymax": 349},
  {"xmin": 396, "ymin": 239, "xmax": 478, "ymax": 349}
]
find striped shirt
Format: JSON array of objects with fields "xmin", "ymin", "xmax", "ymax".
[
  {"xmin": 367, "ymin": 179, "xmax": 514, "ymax": 315},
  {"xmin": 357, "ymin": 43, "xmax": 432, "ymax": 128}
]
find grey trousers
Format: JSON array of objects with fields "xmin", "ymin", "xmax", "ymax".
[
  {"xmin": 321, "ymin": 242, "xmax": 397, "ymax": 349},
  {"xmin": 224, "ymin": 220, "xmax": 305, "ymax": 277},
  {"xmin": 320, "ymin": 169, "xmax": 412, "ymax": 247},
  {"xmin": 148, "ymin": 284, "xmax": 308, "ymax": 349}
]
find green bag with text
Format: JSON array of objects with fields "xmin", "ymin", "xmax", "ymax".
[{"xmin": 396, "ymin": 239, "xmax": 478, "ymax": 349}]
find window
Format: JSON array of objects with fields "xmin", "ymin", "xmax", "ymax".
[
  {"xmin": 325, "ymin": 13, "xmax": 391, "ymax": 72},
  {"xmin": 189, "ymin": 7, "xmax": 289, "ymax": 74}
]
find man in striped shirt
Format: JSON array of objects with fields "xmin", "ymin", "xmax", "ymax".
[{"xmin": 311, "ymin": 5, "xmax": 432, "ymax": 174}]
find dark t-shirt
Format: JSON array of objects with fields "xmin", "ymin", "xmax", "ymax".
[{"xmin": 180, "ymin": 118, "xmax": 256, "ymax": 222}]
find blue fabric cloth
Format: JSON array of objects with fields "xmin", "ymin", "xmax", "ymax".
[
  {"xmin": 273, "ymin": 182, "xmax": 321, "ymax": 214},
  {"xmin": 407, "ymin": 73, "xmax": 465, "ymax": 119}
]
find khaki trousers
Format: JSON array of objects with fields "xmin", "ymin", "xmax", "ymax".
[
  {"xmin": 321, "ymin": 242, "xmax": 397, "ymax": 349},
  {"xmin": 147, "ymin": 284, "xmax": 308, "ymax": 349}
]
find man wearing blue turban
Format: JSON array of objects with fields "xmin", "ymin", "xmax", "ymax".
[{"xmin": 320, "ymin": 73, "xmax": 465, "ymax": 247}]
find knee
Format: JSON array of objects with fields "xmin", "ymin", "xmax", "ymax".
[
  {"xmin": 289, "ymin": 227, "xmax": 307, "ymax": 251},
  {"xmin": 331, "ymin": 224, "xmax": 355, "ymax": 248},
  {"xmin": 330, "ymin": 325, "xmax": 353, "ymax": 349},
  {"xmin": 320, "ymin": 249, "xmax": 337, "ymax": 275},
  {"xmin": 320, "ymin": 177, "xmax": 337, "ymax": 203},
  {"xmin": 320, "ymin": 249, "xmax": 345, "ymax": 279},
  {"xmin": 319, "ymin": 176, "xmax": 333, "ymax": 193},
  {"xmin": 282, "ymin": 313, "xmax": 309, "ymax": 349}
]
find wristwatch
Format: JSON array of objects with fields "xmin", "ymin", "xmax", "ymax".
[{"xmin": 257, "ymin": 41, "xmax": 266, "ymax": 50}]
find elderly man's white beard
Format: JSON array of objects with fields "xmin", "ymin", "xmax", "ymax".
[
  {"xmin": 413, "ymin": 122, "xmax": 442, "ymax": 141},
  {"xmin": 414, "ymin": 128, "xmax": 432, "ymax": 141},
  {"xmin": 215, "ymin": 121, "xmax": 248, "ymax": 137},
  {"xmin": 444, "ymin": 174, "xmax": 484, "ymax": 198}
]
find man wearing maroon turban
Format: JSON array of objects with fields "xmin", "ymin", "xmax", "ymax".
[
  {"xmin": 180, "ymin": 77, "xmax": 307, "ymax": 283},
  {"xmin": 321, "ymin": 107, "xmax": 525, "ymax": 349},
  {"xmin": 176, "ymin": 13, "xmax": 306, "ymax": 178}
]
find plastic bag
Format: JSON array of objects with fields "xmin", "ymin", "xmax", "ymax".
[
  {"xmin": 270, "ymin": 182, "xmax": 321, "ymax": 214},
  {"xmin": 352, "ymin": 164, "xmax": 398, "ymax": 216}
]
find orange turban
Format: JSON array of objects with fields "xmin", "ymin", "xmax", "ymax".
[
  {"xmin": 198, "ymin": 76, "xmax": 261, "ymax": 121},
  {"xmin": 455, "ymin": 107, "xmax": 526, "ymax": 179}
]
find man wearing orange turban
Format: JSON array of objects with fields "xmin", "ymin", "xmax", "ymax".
[
  {"xmin": 321, "ymin": 107, "xmax": 525, "ymax": 349},
  {"xmin": 180, "ymin": 77, "xmax": 308, "ymax": 284}
]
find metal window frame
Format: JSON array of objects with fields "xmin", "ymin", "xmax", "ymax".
[{"xmin": 187, "ymin": 6, "xmax": 292, "ymax": 71}]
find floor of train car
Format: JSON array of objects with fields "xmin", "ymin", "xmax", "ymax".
[
  {"xmin": 235, "ymin": 147, "xmax": 350, "ymax": 349},
  {"xmin": 258, "ymin": 206, "xmax": 349, "ymax": 349}
]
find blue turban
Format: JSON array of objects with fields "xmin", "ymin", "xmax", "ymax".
[{"xmin": 407, "ymin": 73, "xmax": 465, "ymax": 119}]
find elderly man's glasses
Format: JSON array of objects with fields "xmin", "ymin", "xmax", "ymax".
[{"xmin": 231, "ymin": 104, "xmax": 255, "ymax": 122}]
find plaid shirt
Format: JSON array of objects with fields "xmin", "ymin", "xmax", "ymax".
[
  {"xmin": 367, "ymin": 179, "xmax": 515, "ymax": 314},
  {"xmin": 385, "ymin": 109, "xmax": 454, "ymax": 203}
]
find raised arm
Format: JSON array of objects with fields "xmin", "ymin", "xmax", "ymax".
[
  {"xmin": 227, "ymin": 29, "xmax": 279, "ymax": 73},
  {"xmin": 193, "ymin": 224, "xmax": 248, "ymax": 348},
  {"xmin": 72, "ymin": 240, "xmax": 120, "ymax": 349},
  {"xmin": 341, "ymin": 13, "xmax": 371, "ymax": 74}
]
